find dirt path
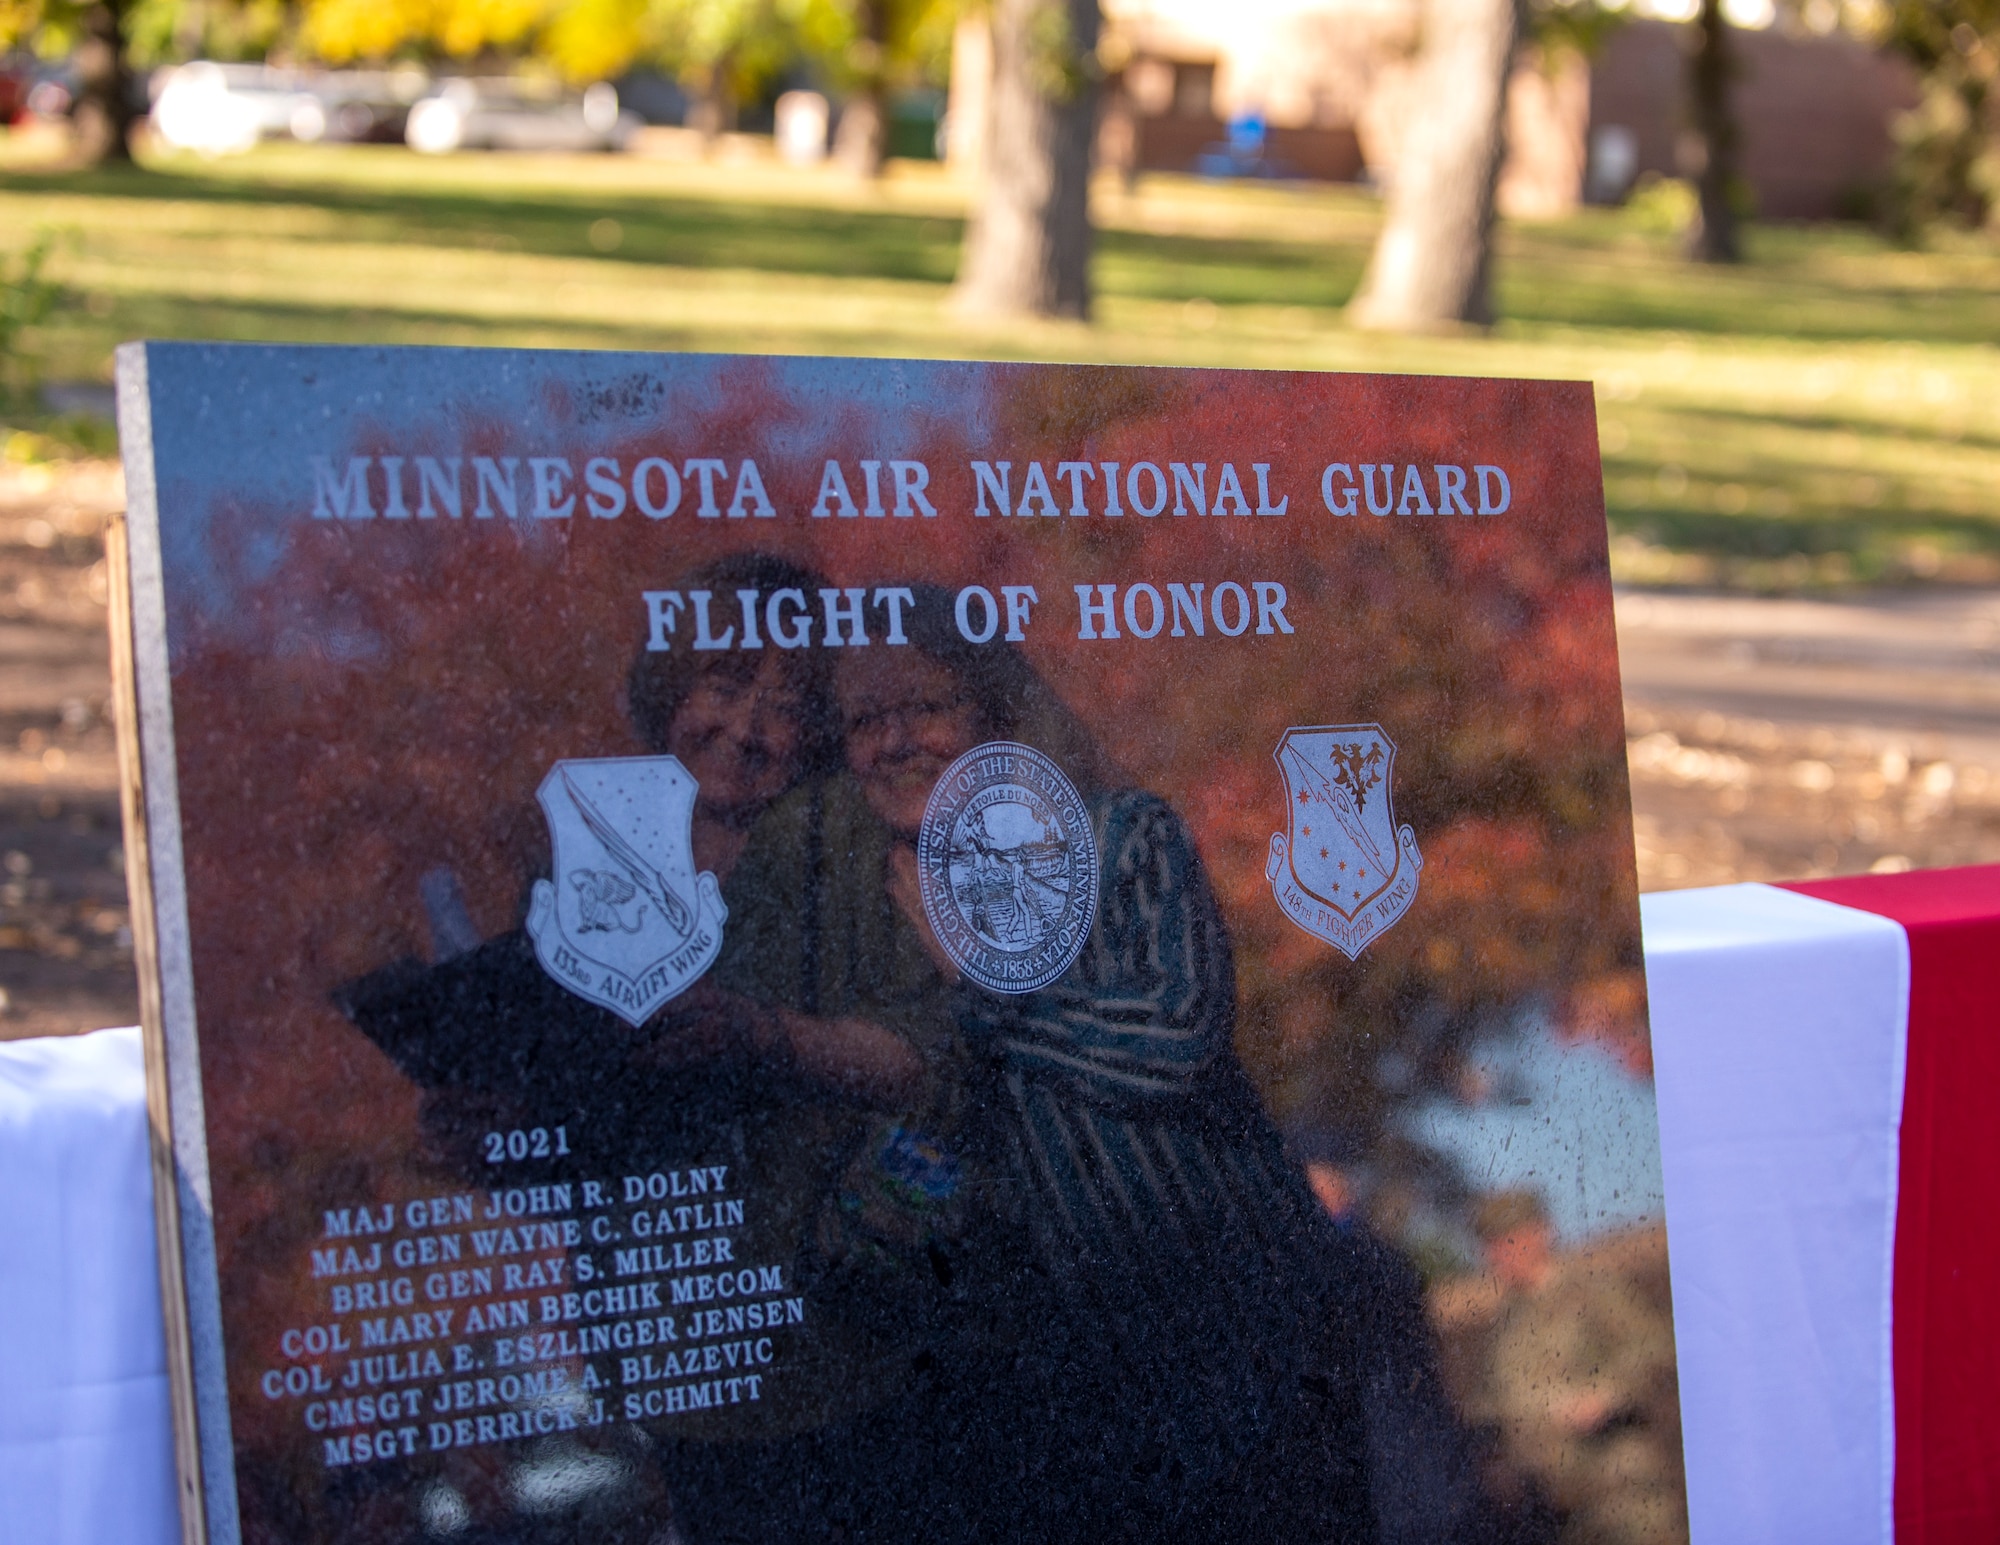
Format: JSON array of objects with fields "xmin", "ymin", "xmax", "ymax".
[
  {"xmin": 0, "ymin": 458, "xmax": 132, "ymax": 1039},
  {"xmin": 3, "ymin": 459, "xmax": 1997, "ymax": 1038},
  {"xmin": 1618, "ymin": 589, "xmax": 2000, "ymax": 889}
]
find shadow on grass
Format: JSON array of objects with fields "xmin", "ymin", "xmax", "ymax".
[
  {"xmin": 1610, "ymin": 504, "xmax": 2000, "ymax": 561},
  {"xmin": 20, "ymin": 160, "xmax": 1998, "ymax": 342},
  {"xmin": 39, "ymin": 289, "xmax": 921, "ymax": 357},
  {"xmin": 2, "ymin": 161, "xmax": 1369, "ymax": 309},
  {"xmin": 1656, "ymin": 400, "xmax": 2000, "ymax": 458},
  {"xmin": 5, "ymin": 162, "xmax": 962, "ymax": 282}
]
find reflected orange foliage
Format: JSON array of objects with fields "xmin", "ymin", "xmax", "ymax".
[{"xmin": 152, "ymin": 357, "xmax": 1642, "ymax": 1498}]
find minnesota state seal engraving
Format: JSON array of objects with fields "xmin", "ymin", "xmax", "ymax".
[
  {"xmin": 917, "ymin": 741, "xmax": 1099, "ymax": 995},
  {"xmin": 525, "ymin": 756, "xmax": 727, "ymax": 1025},
  {"xmin": 1266, "ymin": 724, "xmax": 1423, "ymax": 960}
]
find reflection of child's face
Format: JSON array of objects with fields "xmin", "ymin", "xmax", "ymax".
[
  {"xmin": 668, "ymin": 652, "xmax": 807, "ymax": 825},
  {"xmin": 839, "ymin": 649, "xmax": 987, "ymax": 842}
]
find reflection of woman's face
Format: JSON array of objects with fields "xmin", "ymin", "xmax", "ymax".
[
  {"xmin": 667, "ymin": 652, "xmax": 807, "ymax": 825},
  {"xmin": 839, "ymin": 649, "xmax": 987, "ymax": 842}
]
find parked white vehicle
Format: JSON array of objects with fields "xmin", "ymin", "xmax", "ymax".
[
  {"xmin": 287, "ymin": 69, "xmax": 426, "ymax": 144},
  {"xmin": 405, "ymin": 80, "xmax": 635, "ymax": 155},
  {"xmin": 152, "ymin": 62, "xmax": 310, "ymax": 155},
  {"xmin": 153, "ymin": 63, "xmax": 426, "ymax": 154}
]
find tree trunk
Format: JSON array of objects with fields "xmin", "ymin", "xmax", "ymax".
[
  {"xmin": 71, "ymin": 0, "xmax": 139, "ymax": 167},
  {"xmin": 1682, "ymin": 0, "xmax": 1741, "ymax": 262},
  {"xmin": 687, "ymin": 65, "xmax": 735, "ymax": 148},
  {"xmin": 1347, "ymin": 0, "xmax": 1518, "ymax": 331},
  {"xmin": 834, "ymin": 94, "xmax": 888, "ymax": 175},
  {"xmin": 952, "ymin": 0, "xmax": 1100, "ymax": 321},
  {"xmin": 834, "ymin": 0, "xmax": 891, "ymax": 177}
]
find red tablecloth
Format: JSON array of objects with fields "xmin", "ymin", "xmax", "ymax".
[{"xmin": 1786, "ymin": 865, "xmax": 2000, "ymax": 1545}]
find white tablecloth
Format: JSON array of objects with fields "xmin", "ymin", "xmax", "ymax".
[
  {"xmin": 1645, "ymin": 884, "xmax": 1906, "ymax": 1545},
  {"xmin": 0, "ymin": 883, "xmax": 1919, "ymax": 1544},
  {"xmin": 0, "ymin": 1026, "xmax": 178, "ymax": 1545}
]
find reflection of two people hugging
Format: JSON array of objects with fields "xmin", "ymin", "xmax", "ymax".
[{"xmin": 344, "ymin": 554, "xmax": 1401, "ymax": 1543}]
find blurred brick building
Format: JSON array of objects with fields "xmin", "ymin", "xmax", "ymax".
[
  {"xmin": 946, "ymin": 2, "xmax": 1917, "ymax": 220},
  {"xmin": 1586, "ymin": 19, "xmax": 1917, "ymax": 218}
]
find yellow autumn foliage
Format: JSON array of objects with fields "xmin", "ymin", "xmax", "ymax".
[
  {"xmin": 0, "ymin": 0, "xmax": 79, "ymax": 52},
  {"xmin": 301, "ymin": 0, "xmax": 566, "ymax": 67},
  {"xmin": 290, "ymin": 0, "xmax": 954, "ymax": 91},
  {"xmin": 538, "ymin": 0, "xmax": 652, "ymax": 81}
]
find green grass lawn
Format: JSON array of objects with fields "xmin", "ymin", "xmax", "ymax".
[{"xmin": 5, "ymin": 135, "xmax": 1999, "ymax": 589}]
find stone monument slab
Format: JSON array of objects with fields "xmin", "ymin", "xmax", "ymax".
[{"xmin": 112, "ymin": 343, "xmax": 1681, "ymax": 1544}]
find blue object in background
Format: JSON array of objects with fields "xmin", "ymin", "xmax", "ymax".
[{"xmin": 1196, "ymin": 111, "xmax": 1291, "ymax": 181}]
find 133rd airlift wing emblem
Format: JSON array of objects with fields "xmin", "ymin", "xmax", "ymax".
[
  {"xmin": 525, "ymin": 756, "xmax": 727, "ymax": 1025},
  {"xmin": 1266, "ymin": 725, "xmax": 1423, "ymax": 960}
]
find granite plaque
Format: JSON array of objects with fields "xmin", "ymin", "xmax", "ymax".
[{"xmin": 113, "ymin": 343, "xmax": 1683, "ymax": 1545}]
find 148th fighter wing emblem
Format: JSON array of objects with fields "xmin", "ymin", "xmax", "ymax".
[
  {"xmin": 1266, "ymin": 724, "xmax": 1423, "ymax": 959},
  {"xmin": 525, "ymin": 756, "xmax": 727, "ymax": 1025}
]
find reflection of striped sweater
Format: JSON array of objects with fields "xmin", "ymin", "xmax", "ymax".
[{"xmin": 957, "ymin": 790, "xmax": 1343, "ymax": 1480}]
